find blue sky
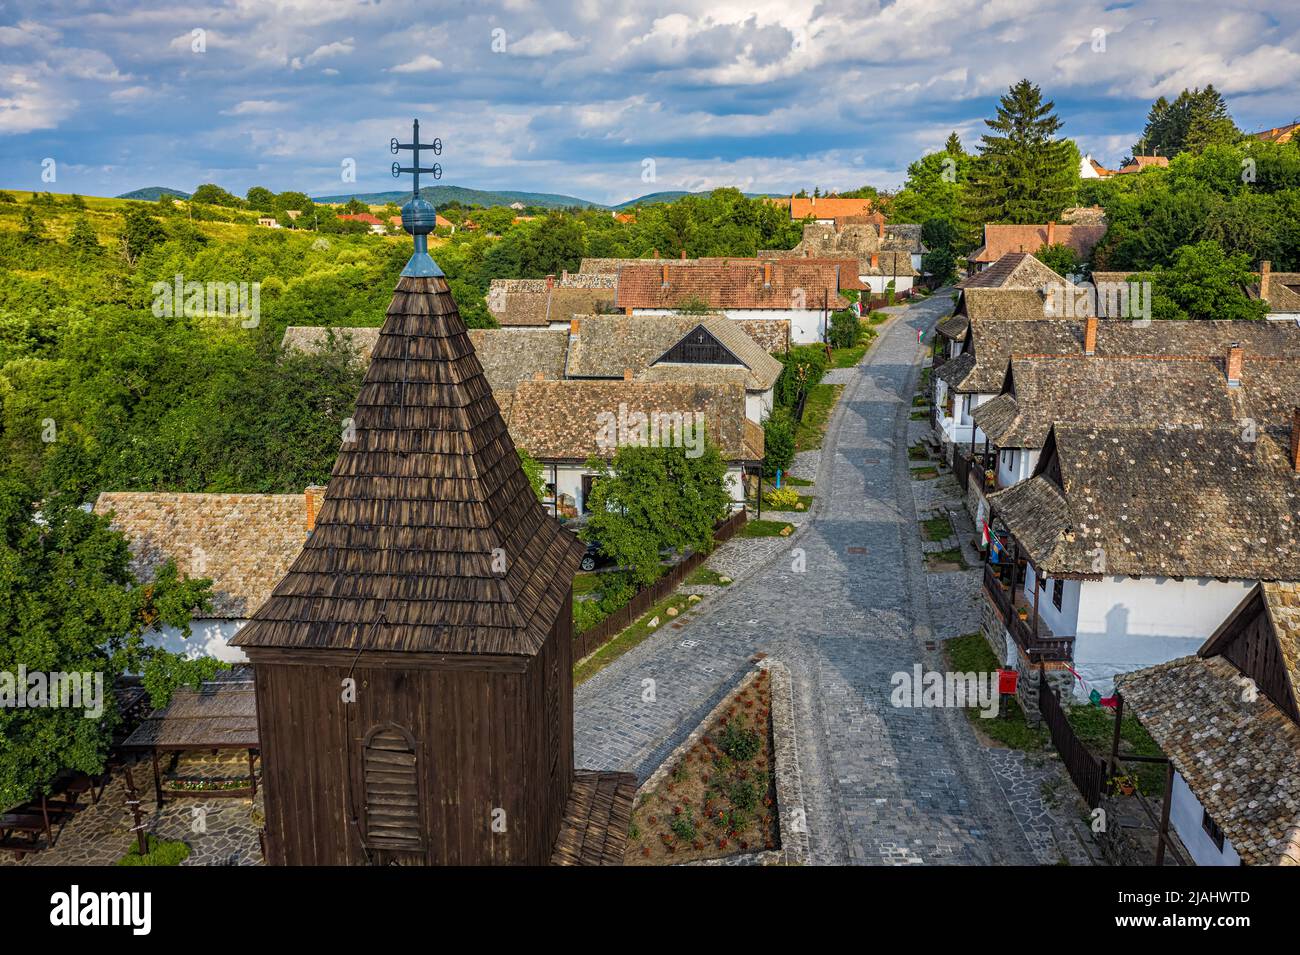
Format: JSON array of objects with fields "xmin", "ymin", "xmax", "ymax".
[{"xmin": 1, "ymin": 0, "xmax": 1296, "ymax": 205}]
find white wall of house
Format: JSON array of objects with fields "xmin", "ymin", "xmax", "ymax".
[
  {"xmin": 745, "ymin": 388, "xmax": 774, "ymax": 423},
  {"xmin": 544, "ymin": 460, "xmax": 746, "ymax": 514},
  {"xmin": 1169, "ymin": 771, "xmax": 1242, "ymax": 866},
  {"xmin": 911, "ymin": 254, "xmax": 924, "ymax": 274},
  {"xmin": 1265, "ymin": 312, "xmax": 1300, "ymax": 322},
  {"xmin": 146, "ymin": 620, "xmax": 249, "ymax": 664},
  {"xmin": 1022, "ymin": 565, "xmax": 1082, "ymax": 648},
  {"xmin": 995, "ymin": 448, "xmax": 1039, "ymax": 487},
  {"xmin": 861, "ymin": 274, "xmax": 915, "ymax": 294},
  {"xmin": 1066, "ymin": 576, "xmax": 1255, "ymax": 697}
]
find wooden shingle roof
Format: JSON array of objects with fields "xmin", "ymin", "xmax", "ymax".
[
  {"xmin": 990, "ymin": 424, "xmax": 1300, "ymax": 579},
  {"xmin": 1116, "ymin": 654, "xmax": 1300, "ymax": 866},
  {"xmin": 231, "ymin": 275, "xmax": 584, "ymax": 657},
  {"xmin": 550, "ymin": 770, "xmax": 637, "ymax": 865}
]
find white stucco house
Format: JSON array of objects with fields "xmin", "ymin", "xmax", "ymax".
[{"xmin": 985, "ymin": 420, "xmax": 1300, "ymax": 703}]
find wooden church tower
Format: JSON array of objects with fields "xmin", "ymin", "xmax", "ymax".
[{"xmin": 233, "ymin": 122, "xmax": 633, "ymax": 865}]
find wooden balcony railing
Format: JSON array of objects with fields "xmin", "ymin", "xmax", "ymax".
[{"xmin": 982, "ymin": 561, "xmax": 1075, "ymax": 663}]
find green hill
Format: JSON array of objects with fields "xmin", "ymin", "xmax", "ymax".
[
  {"xmin": 313, "ymin": 184, "xmax": 603, "ymax": 210},
  {"xmin": 116, "ymin": 186, "xmax": 192, "ymax": 201},
  {"xmin": 613, "ymin": 190, "xmax": 776, "ymax": 209}
]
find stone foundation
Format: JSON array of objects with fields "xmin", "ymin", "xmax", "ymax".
[{"xmin": 978, "ymin": 589, "xmax": 1074, "ymax": 721}]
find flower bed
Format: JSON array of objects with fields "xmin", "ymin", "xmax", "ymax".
[{"xmin": 626, "ymin": 669, "xmax": 779, "ymax": 864}]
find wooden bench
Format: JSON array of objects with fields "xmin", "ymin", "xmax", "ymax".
[{"xmin": 0, "ymin": 812, "xmax": 51, "ymax": 860}]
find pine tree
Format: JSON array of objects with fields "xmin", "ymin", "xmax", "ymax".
[
  {"xmin": 966, "ymin": 79, "xmax": 1079, "ymax": 226},
  {"xmin": 944, "ymin": 131, "xmax": 964, "ymax": 156},
  {"xmin": 67, "ymin": 217, "xmax": 100, "ymax": 255},
  {"xmin": 1131, "ymin": 86, "xmax": 1239, "ymax": 159}
]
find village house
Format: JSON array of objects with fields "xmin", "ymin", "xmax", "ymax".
[
  {"xmin": 1250, "ymin": 260, "xmax": 1300, "ymax": 321},
  {"xmin": 90, "ymin": 489, "xmax": 323, "ymax": 664},
  {"xmin": 759, "ymin": 218, "xmax": 923, "ymax": 292},
  {"xmin": 966, "ymin": 221, "xmax": 1107, "ymax": 274},
  {"xmin": 786, "ymin": 194, "xmax": 873, "ymax": 224},
  {"xmin": 983, "ymin": 417, "xmax": 1300, "ymax": 708},
  {"xmin": 486, "ymin": 271, "xmax": 617, "ymax": 328},
  {"xmin": 1117, "ymin": 155, "xmax": 1170, "ymax": 174},
  {"xmin": 1116, "ymin": 582, "xmax": 1300, "ymax": 866},
  {"xmin": 1078, "ymin": 154, "xmax": 1116, "ymax": 179},
  {"xmin": 1252, "ymin": 121, "xmax": 1300, "ymax": 144},
  {"xmin": 615, "ymin": 258, "xmax": 865, "ymax": 345},
  {"xmin": 337, "ymin": 212, "xmax": 387, "ymax": 235}
]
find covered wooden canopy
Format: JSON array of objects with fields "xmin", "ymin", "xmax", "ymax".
[{"xmin": 121, "ymin": 675, "xmax": 258, "ymax": 752}]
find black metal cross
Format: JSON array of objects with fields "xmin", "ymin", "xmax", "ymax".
[{"xmin": 390, "ymin": 118, "xmax": 442, "ymax": 197}]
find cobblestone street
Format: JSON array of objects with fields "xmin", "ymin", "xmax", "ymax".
[{"xmin": 574, "ymin": 294, "xmax": 1037, "ymax": 865}]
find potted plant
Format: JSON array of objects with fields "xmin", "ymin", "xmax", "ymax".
[{"xmin": 1112, "ymin": 773, "xmax": 1139, "ymax": 796}]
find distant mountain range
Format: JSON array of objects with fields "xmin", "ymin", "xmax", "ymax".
[
  {"xmin": 116, "ymin": 186, "xmax": 191, "ymax": 201},
  {"xmin": 114, "ymin": 184, "xmax": 778, "ymax": 211}
]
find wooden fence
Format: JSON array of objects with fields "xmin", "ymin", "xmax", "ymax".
[
  {"xmin": 1038, "ymin": 671, "xmax": 1106, "ymax": 808},
  {"xmin": 573, "ymin": 509, "xmax": 749, "ymax": 660}
]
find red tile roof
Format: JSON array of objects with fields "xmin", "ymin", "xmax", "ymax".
[
  {"xmin": 968, "ymin": 223, "xmax": 1106, "ymax": 264},
  {"xmin": 338, "ymin": 212, "xmax": 382, "ymax": 225},
  {"xmin": 615, "ymin": 259, "xmax": 863, "ymax": 311},
  {"xmin": 788, "ymin": 196, "xmax": 873, "ymax": 221},
  {"xmin": 1118, "ymin": 155, "xmax": 1170, "ymax": 174}
]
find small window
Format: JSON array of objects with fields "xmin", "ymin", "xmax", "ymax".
[
  {"xmin": 1052, "ymin": 579, "xmax": 1064, "ymax": 611},
  {"xmin": 363, "ymin": 725, "xmax": 422, "ymax": 851},
  {"xmin": 1202, "ymin": 809, "xmax": 1225, "ymax": 852}
]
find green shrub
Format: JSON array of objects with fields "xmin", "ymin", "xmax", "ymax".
[
  {"xmin": 761, "ymin": 410, "xmax": 795, "ymax": 478},
  {"xmin": 720, "ymin": 720, "xmax": 761, "ymax": 762},
  {"xmin": 828, "ymin": 309, "xmax": 861, "ymax": 349},
  {"xmin": 117, "ymin": 836, "xmax": 191, "ymax": 867},
  {"xmin": 669, "ymin": 809, "xmax": 697, "ymax": 841},
  {"xmin": 728, "ymin": 779, "xmax": 758, "ymax": 812},
  {"xmin": 572, "ymin": 599, "xmax": 608, "ymax": 634},
  {"xmin": 763, "ymin": 487, "xmax": 800, "ymax": 510},
  {"xmin": 774, "ymin": 345, "xmax": 829, "ymax": 407}
]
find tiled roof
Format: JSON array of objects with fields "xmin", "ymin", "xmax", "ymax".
[
  {"xmin": 508, "ymin": 379, "xmax": 757, "ymax": 462},
  {"xmin": 989, "ymin": 424, "xmax": 1300, "ymax": 579},
  {"xmin": 1063, "ymin": 206, "xmax": 1107, "ymax": 224},
  {"xmin": 760, "ymin": 221, "xmax": 921, "ymax": 275},
  {"xmin": 565, "ymin": 314, "xmax": 782, "ymax": 390},
  {"xmin": 1250, "ymin": 272, "xmax": 1300, "ymax": 314},
  {"xmin": 968, "ymin": 224, "xmax": 1107, "ymax": 264},
  {"xmin": 338, "ymin": 213, "xmax": 382, "ymax": 226},
  {"xmin": 971, "ymin": 356, "xmax": 1239, "ymax": 449},
  {"xmin": 788, "ymin": 196, "xmax": 873, "ymax": 220},
  {"xmin": 936, "ymin": 319, "xmax": 1084, "ymax": 392},
  {"xmin": 578, "ymin": 257, "xmax": 719, "ymax": 274},
  {"xmin": 486, "ymin": 281, "xmax": 617, "ymax": 327},
  {"xmin": 615, "ymin": 260, "xmax": 860, "ymax": 311},
  {"xmin": 1118, "ymin": 155, "xmax": 1170, "ymax": 173},
  {"xmin": 1262, "ymin": 582, "xmax": 1300, "ymax": 718},
  {"xmin": 1116, "ymin": 654, "xmax": 1300, "ymax": 866},
  {"xmin": 936, "ymin": 314, "xmax": 970, "ymax": 340},
  {"xmin": 959, "ymin": 252, "xmax": 1069, "ymax": 290},
  {"xmin": 232, "ymin": 274, "xmax": 583, "ymax": 657},
  {"xmin": 282, "ymin": 326, "xmax": 569, "ymax": 392},
  {"xmin": 1252, "ymin": 122, "xmax": 1299, "ymax": 144},
  {"xmin": 93, "ymin": 492, "xmax": 308, "ymax": 619},
  {"xmin": 550, "ymin": 770, "xmax": 637, "ymax": 865}
]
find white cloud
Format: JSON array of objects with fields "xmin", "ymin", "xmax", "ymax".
[
  {"xmin": 391, "ymin": 54, "xmax": 444, "ymax": 73},
  {"xmin": 221, "ymin": 99, "xmax": 287, "ymax": 115},
  {"xmin": 291, "ymin": 38, "xmax": 354, "ymax": 70},
  {"xmin": 509, "ymin": 30, "xmax": 584, "ymax": 57}
]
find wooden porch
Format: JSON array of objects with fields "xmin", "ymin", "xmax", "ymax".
[{"xmin": 983, "ymin": 559, "xmax": 1075, "ymax": 663}]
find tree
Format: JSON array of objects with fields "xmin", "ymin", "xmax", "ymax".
[
  {"xmin": 1132, "ymin": 87, "xmax": 1239, "ymax": 160},
  {"xmin": 762, "ymin": 410, "xmax": 795, "ymax": 478},
  {"xmin": 0, "ymin": 483, "xmax": 213, "ymax": 807},
  {"xmin": 581, "ymin": 444, "xmax": 729, "ymax": 586},
  {"xmin": 1148, "ymin": 241, "xmax": 1268, "ymax": 321},
  {"xmin": 1035, "ymin": 243, "xmax": 1082, "ymax": 279},
  {"xmin": 966, "ymin": 79, "xmax": 1079, "ymax": 226},
  {"xmin": 245, "ymin": 186, "xmax": 275, "ymax": 211},
  {"xmin": 517, "ymin": 448, "xmax": 545, "ymax": 501},
  {"xmin": 120, "ymin": 207, "xmax": 166, "ymax": 264},
  {"xmin": 18, "ymin": 207, "xmax": 45, "ymax": 244},
  {"xmin": 67, "ymin": 217, "xmax": 100, "ymax": 256},
  {"xmin": 190, "ymin": 183, "xmax": 244, "ymax": 208},
  {"xmin": 920, "ymin": 217, "xmax": 960, "ymax": 284},
  {"xmin": 828, "ymin": 309, "xmax": 860, "ymax": 348},
  {"xmin": 341, "ymin": 197, "xmax": 369, "ymax": 215}
]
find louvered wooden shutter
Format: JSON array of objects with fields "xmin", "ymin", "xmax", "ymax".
[{"xmin": 362, "ymin": 726, "xmax": 422, "ymax": 851}]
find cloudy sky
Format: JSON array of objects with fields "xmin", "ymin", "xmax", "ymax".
[{"xmin": 1, "ymin": 0, "xmax": 1296, "ymax": 205}]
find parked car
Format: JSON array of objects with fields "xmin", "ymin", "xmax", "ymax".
[{"xmin": 572, "ymin": 532, "xmax": 613, "ymax": 572}]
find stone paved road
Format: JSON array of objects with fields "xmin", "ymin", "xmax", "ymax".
[{"xmin": 574, "ymin": 295, "xmax": 1035, "ymax": 865}]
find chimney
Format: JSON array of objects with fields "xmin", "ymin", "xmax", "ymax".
[
  {"xmin": 1291, "ymin": 408, "xmax": 1300, "ymax": 472},
  {"xmin": 870, "ymin": 253, "xmax": 879, "ymax": 270},
  {"xmin": 561, "ymin": 269, "xmax": 569, "ymax": 283},
  {"xmin": 1261, "ymin": 260, "xmax": 1272, "ymax": 300},
  {"xmin": 545, "ymin": 274, "xmax": 555, "ymax": 289},
  {"xmin": 304, "ymin": 485, "xmax": 326, "ymax": 534},
  {"xmin": 680, "ymin": 250, "xmax": 686, "ymax": 260},
  {"xmin": 623, "ymin": 368, "xmax": 633, "ymax": 381},
  {"xmin": 1084, "ymin": 316, "xmax": 1097, "ymax": 356},
  {"xmin": 1046, "ymin": 221, "xmax": 1056, "ymax": 245},
  {"xmin": 660, "ymin": 264, "xmax": 669, "ymax": 287},
  {"xmin": 624, "ymin": 306, "xmax": 633, "ymax": 316},
  {"xmin": 569, "ymin": 317, "xmax": 581, "ymax": 336},
  {"xmin": 763, "ymin": 262, "xmax": 772, "ymax": 287},
  {"xmin": 1226, "ymin": 342, "xmax": 1243, "ymax": 388},
  {"xmin": 878, "ymin": 222, "xmax": 885, "ymax": 240}
]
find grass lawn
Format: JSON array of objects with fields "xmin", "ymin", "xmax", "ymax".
[
  {"xmin": 830, "ymin": 342, "xmax": 867, "ymax": 368},
  {"xmin": 925, "ymin": 546, "xmax": 967, "ymax": 569},
  {"xmin": 908, "ymin": 443, "xmax": 930, "ymax": 461},
  {"xmin": 910, "ymin": 465, "xmax": 939, "ymax": 480},
  {"xmin": 574, "ymin": 590, "xmax": 701, "ymax": 685},
  {"xmin": 781, "ymin": 474, "xmax": 814, "ymax": 487},
  {"xmin": 921, "ymin": 515, "xmax": 953, "ymax": 541},
  {"xmin": 572, "ymin": 572, "xmax": 603, "ymax": 598},
  {"xmin": 765, "ymin": 493, "xmax": 813, "ymax": 513},
  {"xmin": 741, "ymin": 519, "xmax": 794, "ymax": 538},
  {"xmin": 685, "ymin": 566, "xmax": 732, "ymax": 587},
  {"xmin": 1066, "ymin": 705, "xmax": 1166, "ymax": 796},
  {"xmin": 944, "ymin": 633, "xmax": 1047, "ymax": 752},
  {"xmin": 909, "ymin": 410, "xmax": 930, "ymax": 420},
  {"xmin": 795, "ymin": 383, "xmax": 842, "ymax": 450}
]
